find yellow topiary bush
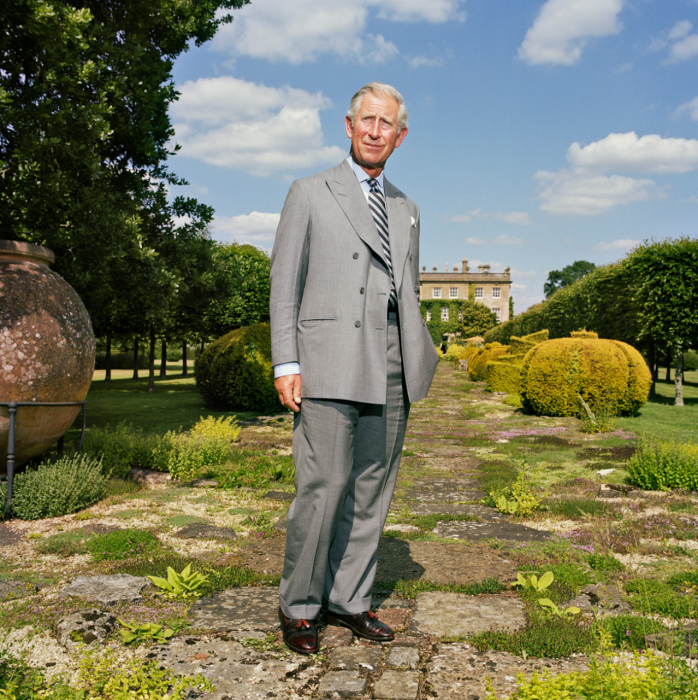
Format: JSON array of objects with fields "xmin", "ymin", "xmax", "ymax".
[
  {"xmin": 571, "ymin": 329, "xmax": 598, "ymax": 339},
  {"xmin": 485, "ymin": 360, "xmax": 521, "ymax": 394},
  {"xmin": 469, "ymin": 343, "xmax": 507, "ymax": 381},
  {"xmin": 519, "ymin": 337, "xmax": 651, "ymax": 417},
  {"xmin": 445, "ymin": 344, "xmax": 467, "ymax": 361}
]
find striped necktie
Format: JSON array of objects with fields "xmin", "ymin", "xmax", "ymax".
[{"xmin": 367, "ymin": 178, "xmax": 398, "ymax": 309}]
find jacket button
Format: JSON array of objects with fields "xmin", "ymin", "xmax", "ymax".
[
  {"xmin": 353, "ymin": 252, "xmax": 359, "ymax": 259},
  {"xmin": 360, "ymin": 287, "xmax": 365, "ymax": 294},
  {"xmin": 355, "ymin": 321, "xmax": 361, "ymax": 328}
]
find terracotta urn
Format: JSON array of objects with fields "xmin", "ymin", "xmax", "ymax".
[{"xmin": 0, "ymin": 240, "xmax": 96, "ymax": 474}]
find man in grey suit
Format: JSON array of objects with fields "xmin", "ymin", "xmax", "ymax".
[{"xmin": 269, "ymin": 82, "xmax": 438, "ymax": 654}]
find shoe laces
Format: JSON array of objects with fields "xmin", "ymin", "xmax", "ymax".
[{"xmin": 296, "ymin": 619, "xmax": 311, "ymax": 630}]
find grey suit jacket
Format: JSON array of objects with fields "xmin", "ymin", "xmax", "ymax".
[{"xmin": 270, "ymin": 160, "xmax": 438, "ymax": 405}]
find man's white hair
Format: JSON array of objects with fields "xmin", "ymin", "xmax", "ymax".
[{"xmin": 347, "ymin": 82, "xmax": 408, "ymax": 133}]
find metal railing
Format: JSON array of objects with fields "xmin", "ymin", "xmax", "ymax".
[{"xmin": 2, "ymin": 401, "xmax": 87, "ymax": 515}]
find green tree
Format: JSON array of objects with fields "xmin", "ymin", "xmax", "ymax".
[
  {"xmin": 0, "ymin": 0, "xmax": 249, "ymax": 341},
  {"xmin": 544, "ymin": 260, "xmax": 597, "ymax": 298},
  {"xmin": 629, "ymin": 238, "xmax": 698, "ymax": 406},
  {"xmin": 202, "ymin": 243, "xmax": 271, "ymax": 339},
  {"xmin": 456, "ymin": 300, "xmax": 498, "ymax": 338}
]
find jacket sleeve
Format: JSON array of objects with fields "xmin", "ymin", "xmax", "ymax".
[{"xmin": 269, "ymin": 180, "xmax": 311, "ymax": 368}]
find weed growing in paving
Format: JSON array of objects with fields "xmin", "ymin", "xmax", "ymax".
[
  {"xmin": 626, "ymin": 578, "xmax": 698, "ymax": 619},
  {"xmin": 375, "ymin": 577, "xmax": 506, "ymax": 598},
  {"xmin": 586, "ymin": 552, "xmax": 625, "ymax": 572},
  {"xmin": 542, "ymin": 497, "xmax": 617, "ymax": 519},
  {"xmin": 34, "ymin": 530, "xmax": 94, "ymax": 557},
  {"xmin": 166, "ymin": 515, "xmax": 206, "ymax": 528},
  {"xmin": 85, "ymin": 528, "xmax": 163, "ymax": 562}
]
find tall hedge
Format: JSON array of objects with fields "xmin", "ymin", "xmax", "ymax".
[
  {"xmin": 195, "ymin": 323, "xmax": 277, "ymax": 412},
  {"xmin": 519, "ymin": 337, "xmax": 651, "ymax": 417}
]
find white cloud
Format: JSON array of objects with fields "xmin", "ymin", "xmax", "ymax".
[
  {"xmin": 651, "ymin": 20, "xmax": 698, "ymax": 63},
  {"xmin": 211, "ymin": 212, "xmax": 281, "ymax": 244},
  {"xmin": 450, "ymin": 209, "xmax": 532, "ymax": 225},
  {"xmin": 536, "ymin": 170, "xmax": 657, "ymax": 216},
  {"xmin": 213, "ymin": 0, "xmax": 463, "ymax": 64},
  {"xmin": 676, "ymin": 96, "xmax": 698, "ymax": 120},
  {"xmin": 567, "ymin": 132, "xmax": 698, "ymax": 174},
  {"xmin": 465, "ymin": 236, "xmax": 485, "ymax": 245},
  {"xmin": 171, "ymin": 77, "xmax": 345, "ymax": 176},
  {"xmin": 593, "ymin": 238, "xmax": 640, "ymax": 252},
  {"xmin": 536, "ymin": 131, "xmax": 698, "ymax": 216},
  {"xmin": 511, "ymin": 283, "xmax": 529, "ymax": 291},
  {"xmin": 493, "ymin": 234, "xmax": 525, "ymax": 245},
  {"xmin": 518, "ymin": 0, "xmax": 623, "ymax": 66},
  {"xmin": 408, "ymin": 55, "xmax": 443, "ymax": 69},
  {"xmin": 368, "ymin": 0, "xmax": 465, "ymax": 23}
]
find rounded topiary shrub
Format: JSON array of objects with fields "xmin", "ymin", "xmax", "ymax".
[
  {"xmin": 519, "ymin": 338, "xmax": 651, "ymax": 417},
  {"xmin": 195, "ymin": 323, "xmax": 277, "ymax": 412},
  {"xmin": 469, "ymin": 343, "xmax": 507, "ymax": 382}
]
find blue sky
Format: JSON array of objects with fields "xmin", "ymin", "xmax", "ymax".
[{"xmin": 169, "ymin": 0, "xmax": 698, "ymax": 312}]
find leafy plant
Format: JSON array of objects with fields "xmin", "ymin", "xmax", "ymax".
[
  {"xmin": 147, "ymin": 563, "xmax": 209, "ymax": 598},
  {"xmin": 189, "ymin": 415, "xmax": 241, "ymax": 442},
  {"xmin": 9, "ymin": 454, "xmax": 107, "ymax": 521},
  {"xmin": 118, "ymin": 619, "xmax": 174, "ymax": 645},
  {"xmin": 578, "ymin": 394, "xmax": 617, "ymax": 433},
  {"xmin": 513, "ymin": 571, "xmax": 554, "ymax": 593},
  {"xmin": 82, "ymin": 422, "xmax": 162, "ymax": 478},
  {"xmin": 586, "ymin": 552, "xmax": 625, "ymax": 572},
  {"xmin": 627, "ymin": 437, "xmax": 698, "ymax": 491},
  {"xmin": 626, "ymin": 578, "xmax": 698, "ymax": 620},
  {"xmin": 488, "ymin": 461, "xmax": 542, "ymax": 516},
  {"xmin": 537, "ymin": 597, "xmax": 581, "ymax": 617},
  {"xmin": 85, "ymin": 528, "xmax": 162, "ymax": 562}
]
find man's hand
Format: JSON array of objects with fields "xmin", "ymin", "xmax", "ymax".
[{"xmin": 275, "ymin": 374, "xmax": 302, "ymax": 412}]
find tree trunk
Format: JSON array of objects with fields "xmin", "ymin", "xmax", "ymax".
[
  {"xmin": 675, "ymin": 340, "xmax": 684, "ymax": 407},
  {"xmin": 160, "ymin": 338, "xmax": 167, "ymax": 379},
  {"xmin": 182, "ymin": 340, "xmax": 188, "ymax": 377},
  {"xmin": 104, "ymin": 335, "xmax": 112, "ymax": 384},
  {"xmin": 648, "ymin": 340, "xmax": 656, "ymax": 397},
  {"xmin": 147, "ymin": 325, "xmax": 156, "ymax": 393},
  {"xmin": 665, "ymin": 345, "xmax": 672, "ymax": 382},
  {"xmin": 132, "ymin": 337, "xmax": 139, "ymax": 380}
]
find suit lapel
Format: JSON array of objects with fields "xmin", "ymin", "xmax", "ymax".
[
  {"xmin": 384, "ymin": 178, "xmax": 409, "ymax": 294},
  {"xmin": 326, "ymin": 161, "xmax": 384, "ymax": 262}
]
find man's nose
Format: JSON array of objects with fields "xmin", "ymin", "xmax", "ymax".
[{"xmin": 368, "ymin": 120, "xmax": 381, "ymax": 138}]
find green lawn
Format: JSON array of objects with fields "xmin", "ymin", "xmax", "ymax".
[
  {"xmin": 616, "ymin": 370, "xmax": 698, "ymax": 444},
  {"xmin": 67, "ymin": 366, "xmax": 261, "ymax": 441}
]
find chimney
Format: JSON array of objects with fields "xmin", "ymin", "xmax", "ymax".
[
  {"xmin": 478, "ymin": 264, "xmax": 491, "ymax": 273},
  {"xmin": 453, "ymin": 265, "xmax": 458, "ymax": 273},
  {"xmin": 462, "ymin": 258, "xmax": 469, "ymax": 272}
]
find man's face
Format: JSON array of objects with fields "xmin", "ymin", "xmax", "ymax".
[{"xmin": 345, "ymin": 92, "xmax": 407, "ymax": 174}]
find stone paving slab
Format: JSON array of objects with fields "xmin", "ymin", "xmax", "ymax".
[
  {"xmin": 408, "ymin": 592, "xmax": 526, "ymax": 637},
  {"xmin": 329, "ymin": 646, "xmax": 385, "ymax": 671},
  {"xmin": 373, "ymin": 669, "xmax": 421, "ymax": 700},
  {"xmin": 0, "ymin": 522, "xmax": 22, "ymax": 546},
  {"xmin": 57, "ymin": 574, "xmax": 149, "ymax": 605},
  {"xmin": 434, "ymin": 520, "xmax": 550, "ymax": 543},
  {"xmin": 174, "ymin": 523, "xmax": 237, "ymax": 540},
  {"xmin": 426, "ymin": 643, "xmax": 589, "ymax": 700},
  {"xmin": 150, "ymin": 636, "xmax": 323, "ymax": 700},
  {"xmin": 189, "ymin": 586, "xmax": 280, "ymax": 632},
  {"xmin": 377, "ymin": 539, "xmax": 517, "ymax": 585},
  {"xmin": 317, "ymin": 670, "xmax": 367, "ymax": 697},
  {"xmin": 403, "ymin": 477, "xmax": 486, "ymax": 504},
  {"xmin": 408, "ymin": 502, "xmax": 508, "ymax": 521},
  {"xmin": 386, "ymin": 646, "xmax": 420, "ymax": 669}
]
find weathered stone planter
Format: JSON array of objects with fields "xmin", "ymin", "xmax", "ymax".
[{"xmin": 0, "ymin": 240, "xmax": 96, "ymax": 475}]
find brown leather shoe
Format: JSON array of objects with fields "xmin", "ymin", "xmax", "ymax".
[
  {"xmin": 278, "ymin": 608, "xmax": 318, "ymax": 654},
  {"xmin": 326, "ymin": 610, "xmax": 394, "ymax": 641}
]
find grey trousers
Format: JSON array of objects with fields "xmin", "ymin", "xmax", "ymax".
[{"xmin": 279, "ymin": 315, "xmax": 409, "ymax": 619}]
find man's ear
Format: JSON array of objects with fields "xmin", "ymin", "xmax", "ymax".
[
  {"xmin": 345, "ymin": 115, "xmax": 354, "ymax": 139},
  {"xmin": 395, "ymin": 126, "xmax": 408, "ymax": 148}
]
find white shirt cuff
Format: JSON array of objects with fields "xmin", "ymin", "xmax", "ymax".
[{"xmin": 274, "ymin": 362, "xmax": 300, "ymax": 378}]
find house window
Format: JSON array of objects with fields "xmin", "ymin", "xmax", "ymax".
[
  {"xmin": 432, "ymin": 287, "xmax": 442, "ymax": 298},
  {"xmin": 426, "ymin": 309, "xmax": 432, "ymax": 321},
  {"xmin": 475, "ymin": 287, "xmax": 483, "ymax": 298},
  {"xmin": 494, "ymin": 308, "xmax": 501, "ymax": 321},
  {"xmin": 441, "ymin": 306, "xmax": 449, "ymax": 321},
  {"xmin": 449, "ymin": 287, "xmax": 458, "ymax": 298},
  {"xmin": 492, "ymin": 287, "xmax": 501, "ymax": 298}
]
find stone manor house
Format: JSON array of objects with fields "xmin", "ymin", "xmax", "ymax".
[{"xmin": 419, "ymin": 258, "xmax": 512, "ymax": 324}]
